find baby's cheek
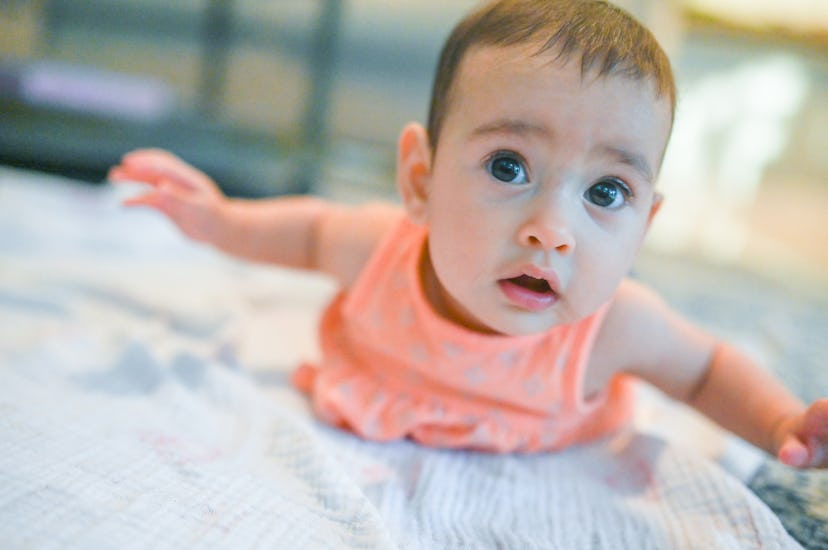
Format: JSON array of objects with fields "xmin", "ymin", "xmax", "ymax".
[{"xmin": 570, "ymin": 273, "xmax": 622, "ymax": 320}]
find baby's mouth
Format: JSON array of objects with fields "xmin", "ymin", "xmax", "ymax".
[
  {"xmin": 507, "ymin": 274, "xmax": 553, "ymax": 294},
  {"xmin": 498, "ymin": 274, "xmax": 559, "ymax": 312},
  {"xmin": 498, "ymin": 273, "xmax": 559, "ymax": 312}
]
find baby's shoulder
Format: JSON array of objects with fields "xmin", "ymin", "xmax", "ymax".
[
  {"xmin": 590, "ymin": 278, "xmax": 717, "ymax": 386},
  {"xmin": 590, "ymin": 279, "xmax": 678, "ymax": 375},
  {"xmin": 606, "ymin": 278, "xmax": 667, "ymax": 321}
]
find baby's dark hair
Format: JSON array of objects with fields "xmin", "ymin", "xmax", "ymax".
[{"xmin": 426, "ymin": 0, "xmax": 676, "ymax": 150}]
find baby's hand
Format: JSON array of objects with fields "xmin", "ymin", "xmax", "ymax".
[
  {"xmin": 776, "ymin": 399, "xmax": 828, "ymax": 468},
  {"xmin": 108, "ymin": 149, "xmax": 226, "ymax": 244}
]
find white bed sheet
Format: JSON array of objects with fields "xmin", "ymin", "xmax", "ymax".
[{"xmin": 0, "ymin": 167, "xmax": 801, "ymax": 549}]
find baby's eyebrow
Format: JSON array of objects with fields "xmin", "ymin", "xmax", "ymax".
[
  {"xmin": 597, "ymin": 145, "xmax": 653, "ymax": 182},
  {"xmin": 470, "ymin": 119, "xmax": 552, "ymax": 139}
]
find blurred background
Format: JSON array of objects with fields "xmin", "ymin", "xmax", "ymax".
[{"xmin": 1, "ymin": 0, "xmax": 827, "ymax": 287}]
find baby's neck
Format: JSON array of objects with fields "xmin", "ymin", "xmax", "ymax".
[{"xmin": 417, "ymin": 240, "xmax": 501, "ymax": 336}]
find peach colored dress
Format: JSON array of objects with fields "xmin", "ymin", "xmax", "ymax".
[{"xmin": 293, "ymin": 216, "xmax": 632, "ymax": 453}]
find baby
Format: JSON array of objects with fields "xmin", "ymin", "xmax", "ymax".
[{"xmin": 110, "ymin": 0, "xmax": 827, "ymax": 467}]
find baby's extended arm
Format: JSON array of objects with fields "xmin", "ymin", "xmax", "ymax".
[
  {"xmin": 109, "ymin": 149, "xmax": 400, "ymax": 285},
  {"xmin": 598, "ymin": 280, "xmax": 827, "ymax": 469},
  {"xmin": 689, "ymin": 343, "xmax": 827, "ymax": 468}
]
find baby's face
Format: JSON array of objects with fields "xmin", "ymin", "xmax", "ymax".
[{"xmin": 419, "ymin": 43, "xmax": 672, "ymax": 335}]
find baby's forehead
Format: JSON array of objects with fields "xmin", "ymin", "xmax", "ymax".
[
  {"xmin": 446, "ymin": 43, "xmax": 668, "ymax": 121},
  {"xmin": 455, "ymin": 42, "xmax": 661, "ymax": 98}
]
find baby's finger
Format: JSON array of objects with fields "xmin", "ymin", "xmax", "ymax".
[
  {"xmin": 122, "ymin": 186, "xmax": 183, "ymax": 223},
  {"xmin": 108, "ymin": 162, "xmax": 170, "ymax": 189},
  {"xmin": 802, "ymin": 399, "xmax": 828, "ymax": 437},
  {"xmin": 122, "ymin": 190, "xmax": 163, "ymax": 209},
  {"xmin": 108, "ymin": 166, "xmax": 145, "ymax": 184},
  {"xmin": 805, "ymin": 436, "xmax": 827, "ymax": 468},
  {"xmin": 113, "ymin": 161, "xmax": 191, "ymax": 190},
  {"xmin": 120, "ymin": 150, "xmax": 207, "ymax": 191},
  {"xmin": 778, "ymin": 436, "xmax": 809, "ymax": 468}
]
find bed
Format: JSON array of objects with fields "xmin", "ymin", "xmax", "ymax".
[{"xmin": 1, "ymin": 166, "xmax": 825, "ymax": 549}]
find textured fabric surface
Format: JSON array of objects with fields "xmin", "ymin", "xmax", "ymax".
[{"xmin": 0, "ymin": 167, "xmax": 815, "ymax": 548}]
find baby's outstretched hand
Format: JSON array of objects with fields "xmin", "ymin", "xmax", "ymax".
[
  {"xmin": 108, "ymin": 149, "xmax": 226, "ymax": 244},
  {"xmin": 776, "ymin": 399, "xmax": 828, "ymax": 468}
]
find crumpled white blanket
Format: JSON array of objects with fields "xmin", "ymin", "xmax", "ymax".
[{"xmin": 0, "ymin": 168, "xmax": 801, "ymax": 549}]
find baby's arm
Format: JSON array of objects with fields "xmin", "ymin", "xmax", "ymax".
[
  {"xmin": 596, "ymin": 279, "xmax": 826, "ymax": 468},
  {"xmin": 691, "ymin": 344, "xmax": 827, "ymax": 468},
  {"xmin": 109, "ymin": 149, "xmax": 401, "ymax": 285}
]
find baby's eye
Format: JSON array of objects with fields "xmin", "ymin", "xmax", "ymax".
[
  {"xmin": 584, "ymin": 178, "xmax": 631, "ymax": 209},
  {"xmin": 487, "ymin": 152, "xmax": 528, "ymax": 184}
]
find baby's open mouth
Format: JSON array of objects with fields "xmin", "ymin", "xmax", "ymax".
[
  {"xmin": 506, "ymin": 274, "xmax": 553, "ymax": 294},
  {"xmin": 498, "ymin": 271, "xmax": 559, "ymax": 311}
]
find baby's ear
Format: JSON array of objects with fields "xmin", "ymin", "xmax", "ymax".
[
  {"xmin": 647, "ymin": 192, "xmax": 664, "ymax": 228},
  {"xmin": 396, "ymin": 123, "xmax": 432, "ymax": 224}
]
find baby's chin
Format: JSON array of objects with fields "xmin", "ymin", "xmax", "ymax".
[
  {"xmin": 481, "ymin": 298, "xmax": 607, "ymax": 336},
  {"xmin": 469, "ymin": 309, "xmax": 571, "ymax": 337}
]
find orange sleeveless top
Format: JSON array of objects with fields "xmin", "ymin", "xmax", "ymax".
[{"xmin": 293, "ymin": 216, "xmax": 632, "ymax": 453}]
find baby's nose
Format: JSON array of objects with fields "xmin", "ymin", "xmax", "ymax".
[{"xmin": 517, "ymin": 208, "xmax": 575, "ymax": 254}]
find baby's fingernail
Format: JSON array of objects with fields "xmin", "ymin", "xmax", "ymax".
[{"xmin": 780, "ymin": 445, "xmax": 806, "ymax": 468}]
